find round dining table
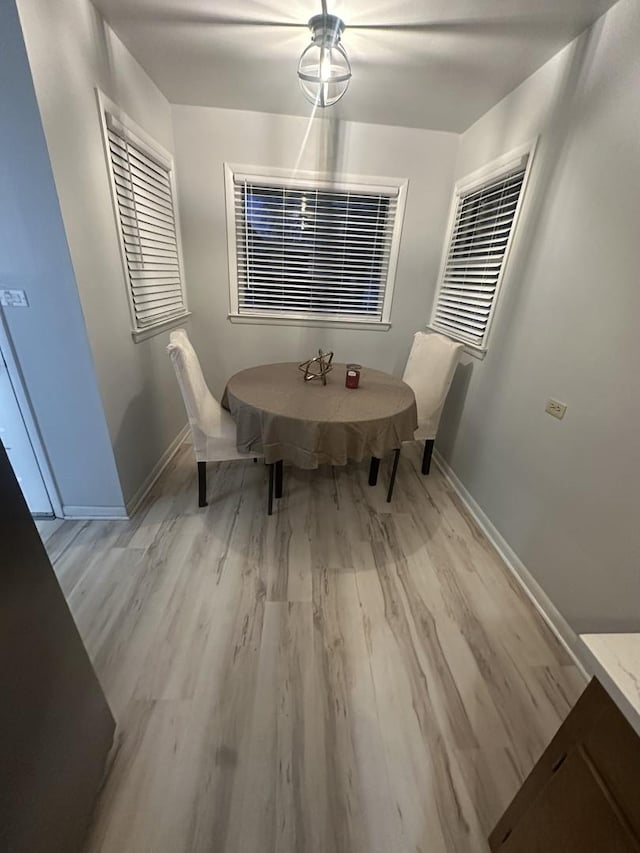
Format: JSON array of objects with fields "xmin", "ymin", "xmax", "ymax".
[{"xmin": 221, "ymin": 361, "xmax": 417, "ymax": 484}]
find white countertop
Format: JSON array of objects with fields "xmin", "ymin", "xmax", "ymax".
[{"xmin": 580, "ymin": 633, "xmax": 640, "ymax": 734}]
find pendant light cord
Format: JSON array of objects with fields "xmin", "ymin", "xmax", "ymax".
[{"xmin": 321, "ymin": 0, "xmax": 328, "ymax": 17}]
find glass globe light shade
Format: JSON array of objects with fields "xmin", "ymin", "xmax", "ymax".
[{"xmin": 297, "ymin": 16, "xmax": 351, "ymax": 107}]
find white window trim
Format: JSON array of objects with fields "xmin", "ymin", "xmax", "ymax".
[
  {"xmin": 96, "ymin": 90, "xmax": 190, "ymax": 343},
  {"xmin": 224, "ymin": 163, "xmax": 408, "ymax": 330},
  {"xmin": 428, "ymin": 139, "xmax": 538, "ymax": 357}
]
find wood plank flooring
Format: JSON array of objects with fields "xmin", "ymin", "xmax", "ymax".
[{"xmin": 37, "ymin": 441, "xmax": 586, "ymax": 853}]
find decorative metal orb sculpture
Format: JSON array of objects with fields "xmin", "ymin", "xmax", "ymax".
[
  {"xmin": 298, "ymin": 349, "xmax": 334, "ymax": 385},
  {"xmin": 297, "ymin": 14, "xmax": 351, "ymax": 108}
]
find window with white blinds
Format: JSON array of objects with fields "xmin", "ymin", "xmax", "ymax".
[
  {"xmin": 103, "ymin": 110, "xmax": 187, "ymax": 340},
  {"xmin": 225, "ymin": 166, "xmax": 406, "ymax": 326},
  {"xmin": 430, "ymin": 150, "xmax": 532, "ymax": 351}
]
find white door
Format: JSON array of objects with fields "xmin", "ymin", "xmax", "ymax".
[{"xmin": 0, "ymin": 348, "xmax": 53, "ymax": 515}]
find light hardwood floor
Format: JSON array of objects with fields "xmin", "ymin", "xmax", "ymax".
[{"xmin": 38, "ymin": 442, "xmax": 586, "ymax": 853}]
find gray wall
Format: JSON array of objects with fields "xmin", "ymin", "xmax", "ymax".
[
  {"xmin": 437, "ymin": 0, "xmax": 640, "ymax": 633},
  {"xmin": 16, "ymin": 0, "xmax": 188, "ymax": 508},
  {"xmin": 171, "ymin": 105, "xmax": 459, "ymax": 396},
  {"xmin": 0, "ymin": 0, "xmax": 123, "ymax": 513}
]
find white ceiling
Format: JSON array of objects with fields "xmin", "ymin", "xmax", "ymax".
[{"xmin": 93, "ymin": 0, "xmax": 618, "ymax": 132}]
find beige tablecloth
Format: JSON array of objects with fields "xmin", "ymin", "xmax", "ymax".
[{"xmin": 221, "ymin": 362, "xmax": 417, "ymax": 469}]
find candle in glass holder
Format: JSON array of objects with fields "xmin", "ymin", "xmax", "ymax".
[{"xmin": 345, "ymin": 364, "xmax": 361, "ymax": 389}]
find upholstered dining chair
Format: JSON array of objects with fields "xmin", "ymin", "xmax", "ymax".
[
  {"xmin": 167, "ymin": 329, "xmax": 264, "ymax": 509},
  {"xmin": 402, "ymin": 330, "xmax": 464, "ymax": 476},
  {"xmin": 373, "ymin": 331, "xmax": 463, "ymax": 503}
]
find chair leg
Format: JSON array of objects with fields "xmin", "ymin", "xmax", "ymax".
[
  {"xmin": 275, "ymin": 460, "xmax": 283, "ymax": 499},
  {"xmin": 369, "ymin": 457, "xmax": 380, "ymax": 486},
  {"xmin": 267, "ymin": 463, "xmax": 274, "ymax": 516},
  {"xmin": 387, "ymin": 448, "xmax": 401, "ymax": 503},
  {"xmin": 197, "ymin": 461, "xmax": 208, "ymax": 507},
  {"xmin": 422, "ymin": 440, "xmax": 435, "ymax": 476}
]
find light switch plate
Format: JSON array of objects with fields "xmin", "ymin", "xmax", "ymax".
[
  {"xmin": 545, "ymin": 399, "xmax": 567, "ymax": 420},
  {"xmin": 0, "ymin": 289, "xmax": 29, "ymax": 308}
]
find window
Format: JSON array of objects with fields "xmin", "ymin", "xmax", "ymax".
[
  {"xmin": 100, "ymin": 96, "xmax": 188, "ymax": 342},
  {"xmin": 429, "ymin": 144, "xmax": 534, "ymax": 353},
  {"xmin": 225, "ymin": 165, "xmax": 407, "ymax": 328}
]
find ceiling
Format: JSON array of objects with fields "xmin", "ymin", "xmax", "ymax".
[{"xmin": 92, "ymin": 0, "xmax": 618, "ymax": 132}]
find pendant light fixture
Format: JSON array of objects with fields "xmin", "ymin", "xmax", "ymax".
[{"xmin": 297, "ymin": 8, "xmax": 351, "ymax": 108}]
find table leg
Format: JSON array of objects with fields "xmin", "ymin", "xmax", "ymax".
[
  {"xmin": 386, "ymin": 448, "xmax": 401, "ymax": 503},
  {"xmin": 369, "ymin": 457, "xmax": 380, "ymax": 486},
  {"xmin": 267, "ymin": 463, "xmax": 274, "ymax": 516},
  {"xmin": 197, "ymin": 461, "xmax": 208, "ymax": 508},
  {"xmin": 275, "ymin": 460, "xmax": 283, "ymax": 499},
  {"xmin": 422, "ymin": 439, "xmax": 434, "ymax": 475}
]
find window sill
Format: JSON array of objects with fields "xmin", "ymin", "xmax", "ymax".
[
  {"xmin": 132, "ymin": 312, "xmax": 192, "ymax": 343},
  {"xmin": 228, "ymin": 313, "xmax": 391, "ymax": 332}
]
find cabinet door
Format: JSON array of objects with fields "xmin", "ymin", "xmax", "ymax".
[
  {"xmin": 491, "ymin": 678, "xmax": 640, "ymax": 853},
  {"xmin": 499, "ymin": 749, "xmax": 636, "ymax": 853}
]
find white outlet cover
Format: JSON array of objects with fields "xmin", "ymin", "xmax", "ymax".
[
  {"xmin": 0, "ymin": 289, "xmax": 29, "ymax": 308},
  {"xmin": 545, "ymin": 399, "xmax": 567, "ymax": 420}
]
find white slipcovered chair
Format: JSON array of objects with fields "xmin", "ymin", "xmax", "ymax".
[
  {"xmin": 167, "ymin": 329, "xmax": 262, "ymax": 508},
  {"xmin": 402, "ymin": 330, "xmax": 464, "ymax": 475}
]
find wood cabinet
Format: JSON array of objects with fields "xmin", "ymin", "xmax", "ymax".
[{"xmin": 490, "ymin": 678, "xmax": 640, "ymax": 852}]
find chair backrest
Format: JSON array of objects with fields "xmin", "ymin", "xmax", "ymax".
[
  {"xmin": 167, "ymin": 328, "xmax": 217, "ymax": 430},
  {"xmin": 402, "ymin": 331, "xmax": 464, "ymax": 439}
]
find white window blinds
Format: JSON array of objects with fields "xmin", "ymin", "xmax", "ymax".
[
  {"xmin": 430, "ymin": 156, "xmax": 530, "ymax": 350},
  {"xmin": 105, "ymin": 113, "xmax": 187, "ymax": 335},
  {"xmin": 228, "ymin": 171, "xmax": 403, "ymax": 324}
]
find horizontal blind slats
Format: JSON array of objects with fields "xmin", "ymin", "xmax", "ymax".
[
  {"xmin": 125, "ymin": 248, "xmax": 179, "ymax": 263},
  {"xmin": 111, "ymin": 158, "xmax": 171, "ymax": 196},
  {"xmin": 440, "ymin": 287, "xmax": 497, "ymax": 299},
  {"xmin": 121, "ymin": 215, "xmax": 177, "ymax": 238},
  {"xmin": 434, "ymin": 307, "xmax": 487, "ymax": 331},
  {"xmin": 453, "ymin": 203, "xmax": 521, "ymax": 234},
  {"xmin": 238, "ymin": 286, "xmax": 384, "ymax": 295},
  {"xmin": 126, "ymin": 144, "xmax": 172, "ymax": 182},
  {"xmin": 131, "ymin": 286, "xmax": 183, "ymax": 299},
  {"xmin": 233, "ymin": 206, "xmax": 398, "ymax": 223},
  {"xmin": 432, "ymin": 318, "xmax": 483, "ymax": 344},
  {"xmin": 459, "ymin": 171, "xmax": 525, "ymax": 205},
  {"xmin": 238, "ymin": 305, "xmax": 383, "ymax": 318},
  {"xmin": 438, "ymin": 295, "xmax": 493, "ymax": 310},
  {"xmin": 233, "ymin": 176, "xmax": 397, "ymax": 320},
  {"xmin": 107, "ymin": 117, "xmax": 186, "ymax": 330},
  {"xmin": 136, "ymin": 310, "xmax": 184, "ymax": 328},
  {"xmin": 431, "ymin": 160, "xmax": 528, "ymax": 346},
  {"xmin": 235, "ymin": 247, "xmax": 391, "ymax": 260},
  {"xmin": 122, "ymin": 232, "xmax": 177, "ymax": 250},
  {"xmin": 121, "ymin": 222, "xmax": 177, "ymax": 242},
  {"xmin": 117, "ymin": 194, "xmax": 175, "ymax": 223},
  {"xmin": 238, "ymin": 297, "xmax": 384, "ymax": 309},
  {"xmin": 234, "ymin": 176, "xmax": 399, "ymax": 198},
  {"xmin": 442, "ymin": 275, "xmax": 500, "ymax": 286},
  {"xmin": 118, "ymin": 198, "xmax": 175, "ymax": 225},
  {"xmin": 232, "ymin": 191, "xmax": 399, "ymax": 207},
  {"xmin": 238, "ymin": 269, "xmax": 386, "ymax": 279}
]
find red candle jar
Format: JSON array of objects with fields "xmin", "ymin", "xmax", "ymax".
[{"xmin": 345, "ymin": 364, "xmax": 361, "ymax": 389}]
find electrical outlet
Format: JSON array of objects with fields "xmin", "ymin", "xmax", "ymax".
[
  {"xmin": 0, "ymin": 289, "xmax": 28, "ymax": 308},
  {"xmin": 545, "ymin": 399, "xmax": 567, "ymax": 420}
]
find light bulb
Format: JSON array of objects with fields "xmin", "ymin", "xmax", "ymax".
[{"xmin": 320, "ymin": 51, "xmax": 332, "ymax": 83}]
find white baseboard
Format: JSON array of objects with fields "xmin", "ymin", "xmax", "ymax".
[
  {"xmin": 433, "ymin": 450, "xmax": 590, "ymax": 679},
  {"xmin": 60, "ymin": 425, "xmax": 188, "ymax": 521},
  {"xmin": 62, "ymin": 505, "xmax": 128, "ymax": 520},
  {"xmin": 125, "ymin": 423, "xmax": 189, "ymax": 517}
]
